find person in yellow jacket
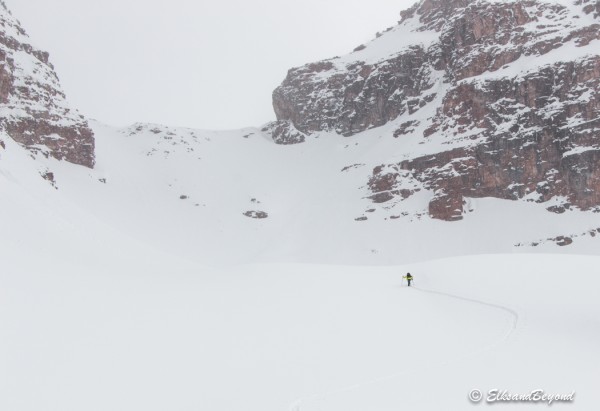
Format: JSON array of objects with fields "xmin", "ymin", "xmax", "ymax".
[{"xmin": 403, "ymin": 273, "xmax": 413, "ymax": 287}]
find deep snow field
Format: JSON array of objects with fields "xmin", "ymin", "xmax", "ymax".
[
  {"xmin": 1, "ymin": 127, "xmax": 599, "ymax": 411},
  {"xmin": 2, "ymin": 254, "xmax": 598, "ymax": 411}
]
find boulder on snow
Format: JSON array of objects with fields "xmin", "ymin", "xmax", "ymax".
[{"xmin": 243, "ymin": 210, "xmax": 268, "ymax": 219}]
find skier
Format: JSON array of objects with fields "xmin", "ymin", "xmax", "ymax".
[{"xmin": 403, "ymin": 273, "xmax": 413, "ymax": 287}]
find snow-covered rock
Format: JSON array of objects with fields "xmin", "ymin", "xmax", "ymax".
[
  {"xmin": 0, "ymin": 1, "xmax": 94, "ymax": 167},
  {"xmin": 269, "ymin": 0, "xmax": 600, "ymax": 220}
]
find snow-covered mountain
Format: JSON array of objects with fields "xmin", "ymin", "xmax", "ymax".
[
  {"xmin": 2, "ymin": 2, "xmax": 600, "ymax": 411},
  {"xmin": 268, "ymin": 0, "xmax": 600, "ymax": 221},
  {"xmin": 1, "ymin": 0, "xmax": 600, "ymax": 265}
]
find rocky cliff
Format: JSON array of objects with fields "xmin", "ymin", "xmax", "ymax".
[
  {"xmin": 267, "ymin": 0, "xmax": 600, "ymax": 221},
  {"xmin": 0, "ymin": 1, "xmax": 94, "ymax": 168}
]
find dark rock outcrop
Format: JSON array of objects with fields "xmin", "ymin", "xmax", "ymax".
[
  {"xmin": 261, "ymin": 120, "xmax": 306, "ymax": 145},
  {"xmin": 243, "ymin": 210, "xmax": 269, "ymax": 219},
  {"xmin": 397, "ymin": 57, "xmax": 600, "ymax": 220},
  {"xmin": 273, "ymin": 47, "xmax": 436, "ymax": 137}
]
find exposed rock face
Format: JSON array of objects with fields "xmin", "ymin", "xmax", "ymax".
[
  {"xmin": 272, "ymin": 48, "xmax": 436, "ymax": 137},
  {"xmin": 399, "ymin": 57, "xmax": 600, "ymax": 220},
  {"xmin": 271, "ymin": 0, "xmax": 600, "ymax": 220},
  {"xmin": 0, "ymin": 1, "xmax": 94, "ymax": 167}
]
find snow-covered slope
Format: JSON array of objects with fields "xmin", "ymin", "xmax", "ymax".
[
  {"xmin": 2, "ymin": 254, "xmax": 598, "ymax": 411},
  {"xmin": 3, "ymin": 137, "xmax": 599, "ymax": 410},
  {"xmin": 2, "ymin": 119, "xmax": 592, "ymax": 266},
  {"xmin": 0, "ymin": 134, "xmax": 191, "ymax": 271},
  {"xmin": 1, "ymin": 0, "xmax": 598, "ymax": 265},
  {"xmin": 1, "ymin": 1, "xmax": 599, "ymax": 409}
]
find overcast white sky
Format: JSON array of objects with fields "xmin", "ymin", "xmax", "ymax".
[{"xmin": 6, "ymin": 0, "xmax": 416, "ymax": 130}]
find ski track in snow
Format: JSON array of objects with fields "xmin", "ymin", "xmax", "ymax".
[
  {"xmin": 412, "ymin": 286, "xmax": 519, "ymax": 343},
  {"xmin": 289, "ymin": 285, "xmax": 519, "ymax": 411}
]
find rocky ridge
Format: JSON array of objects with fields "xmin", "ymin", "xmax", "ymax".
[
  {"xmin": 267, "ymin": 0, "xmax": 600, "ymax": 220},
  {"xmin": 0, "ymin": 1, "xmax": 94, "ymax": 167}
]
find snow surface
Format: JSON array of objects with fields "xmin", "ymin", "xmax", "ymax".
[
  {"xmin": 2, "ymin": 250, "xmax": 598, "ymax": 411},
  {"xmin": 45, "ymin": 122, "xmax": 600, "ymax": 265},
  {"xmin": 2, "ymin": 118, "xmax": 598, "ymax": 267},
  {"xmin": 2, "ymin": 123, "xmax": 599, "ymax": 410},
  {"xmin": 466, "ymin": 40, "xmax": 600, "ymax": 83},
  {"xmin": 338, "ymin": 12, "xmax": 439, "ymax": 66}
]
